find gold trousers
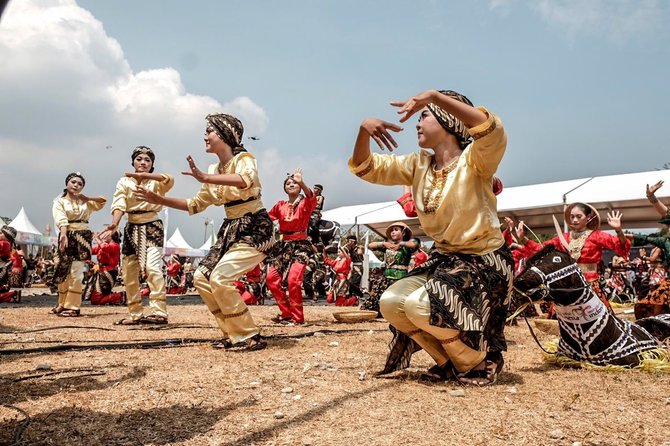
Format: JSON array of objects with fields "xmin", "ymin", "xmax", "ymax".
[
  {"xmin": 379, "ymin": 275, "xmax": 485, "ymax": 372},
  {"xmin": 57, "ymin": 260, "xmax": 85, "ymax": 311},
  {"xmin": 193, "ymin": 243, "xmax": 265, "ymax": 343},
  {"xmin": 121, "ymin": 246, "xmax": 167, "ymax": 320}
]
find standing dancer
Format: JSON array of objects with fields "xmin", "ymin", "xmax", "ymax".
[
  {"xmin": 102, "ymin": 146, "xmax": 174, "ymax": 325},
  {"xmin": 51, "ymin": 172, "xmax": 107, "ymax": 316},
  {"xmin": 349, "ymin": 89, "xmax": 513, "ymax": 385},
  {"xmin": 136, "ymin": 113, "xmax": 273, "ymax": 351},
  {"xmin": 0, "ymin": 226, "xmax": 20, "ymax": 303},
  {"xmin": 267, "ymin": 168, "xmax": 317, "ymax": 325},
  {"xmin": 323, "ymin": 246, "xmax": 357, "ymax": 306}
]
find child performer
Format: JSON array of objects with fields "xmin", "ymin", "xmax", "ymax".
[
  {"xmin": 0, "ymin": 226, "xmax": 20, "ymax": 303},
  {"xmin": 323, "ymin": 246, "xmax": 357, "ymax": 306}
]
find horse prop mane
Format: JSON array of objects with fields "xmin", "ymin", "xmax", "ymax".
[{"xmin": 514, "ymin": 246, "xmax": 670, "ymax": 368}]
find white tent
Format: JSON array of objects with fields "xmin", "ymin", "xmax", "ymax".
[
  {"xmin": 166, "ymin": 228, "xmax": 194, "ymax": 249},
  {"xmin": 6, "ymin": 207, "xmax": 54, "ymax": 246},
  {"xmin": 164, "ymin": 228, "xmax": 207, "ymax": 257},
  {"xmin": 322, "ymin": 169, "xmax": 670, "ymax": 237},
  {"xmin": 199, "ymin": 236, "xmax": 214, "ymax": 251},
  {"xmin": 10, "ymin": 207, "xmax": 42, "ymax": 235}
]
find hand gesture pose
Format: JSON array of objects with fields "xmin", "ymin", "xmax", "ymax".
[
  {"xmin": 514, "ymin": 220, "xmax": 527, "ymax": 241},
  {"xmin": 125, "ymin": 171, "xmax": 147, "ymax": 182},
  {"xmin": 606, "ymin": 210, "xmax": 623, "ymax": 232},
  {"xmin": 360, "ymin": 118, "xmax": 403, "ymax": 152},
  {"xmin": 390, "ymin": 89, "xmax": 439, "ymax": 123},
  {"xmin": 182, "ymin": 155, "xmax": 208, "ymax": 183},
  {"xmin": 503, "ymin": 216, "xmax": 515, "ymax": 231},
  {"xmin": 292, "ymin": 167, "xmax": 303, "ymax": 184},
  {"xmin": 647, "ymin": 180, "xmax": 664, "ymax": 197},
  {"xmin": 135, "ymin": 185, "xmax": 161, "ymax": 205}
]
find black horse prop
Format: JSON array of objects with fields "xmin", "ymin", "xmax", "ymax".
[{"xmin": 514, "ymin": 246, "xmax": 670, "ymax": 367}]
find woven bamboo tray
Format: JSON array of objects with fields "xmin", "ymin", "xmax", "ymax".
[{"xmin": 332, "ymin": 310, "xmax": 378, "ymax": 323}]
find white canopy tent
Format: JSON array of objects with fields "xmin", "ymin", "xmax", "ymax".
[
  {"xmin": 322, "ymin": 169, "xmax": 670, "ymax": 238},
  {"xmin": 6, "ymin": 207, "xmax": 54, "ymax": 246},
  {"xmin": 164, "ymin": 228, "xmax": 206, "ymax": 258}
]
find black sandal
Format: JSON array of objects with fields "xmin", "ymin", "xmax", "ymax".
[
  {"xmin": 50, "ymin": 305, "xmax": 65, "ymax": 314},
  {"xmin": 420, "ymin": 362, "xmax": 456, "ymax": 382},
  {"xmin": 57, "ymin": 309, "xmax": 80, "ymax": 317},
  {"xmin": 114, "ymin": 317, "xmax": 142, "ymax": 326},
  {"xmin": 141, "ymin": 315, "xmax": 168, "ymax": 325},
  {"xmin": 225, "ymin": 335, "xmax": 267, "ymax": 352},
  {"xmin": 457, "ymin": 357, "xmax": 504, "ymax": 386}
]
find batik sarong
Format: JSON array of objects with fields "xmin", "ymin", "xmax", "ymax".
[
  {"xmin": 198, "ymin": 210, "xmax": 274, "ymax": 280},
  {"xmin": 52, "ymin": 230, "xmax": 93, "ymax": 284},
  {"xmin": 122, "ymin": 219, "xmax": 164, "ymax": 272},
  {"xmin": 381, "ymin": 245, "xmax": 514, "ymax": 374}
]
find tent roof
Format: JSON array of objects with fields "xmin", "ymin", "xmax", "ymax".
[
  {"xmin": 166, "ymin": 228, "xmax": 194, "ymax": 249},
  {"xmin": 199, "ymin": 237, "xmax": 213, "ymax": 251},
  {"xmin": 9, "ymin": 207, "xmax": 42, "ymax": 235},
  {"xmin": 322, "ymin": 169, "xmax": 670, "ymax": 238}
]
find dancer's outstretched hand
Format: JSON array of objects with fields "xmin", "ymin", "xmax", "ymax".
[
  {"xmin": 135, "ymin": 185, "xmax": 161, "ymax": 204},
  {"xmin": 182, "ymin": 155, "xmax": 208, "ymax": 182},
  {"xmin": 647, "ymin": 180, "xmax": 664, "ymax": 196},
  {"xmin": 360, "ymin": 118, "xmax": 402, "ymax": 152},
  {"xmin": 607, "ymin": 210, "xmax": 623, "ymax": 231},
  {"xmin": 292, "ymin": 167, "xmax": 303, "ymax": 184},
  {"xmin": 391, "ymin": 90, "xmax": 438, "ymax": 123},
  {"xmin": 125, "ymin": 172, "xmax": 147, "ymax": 181}
]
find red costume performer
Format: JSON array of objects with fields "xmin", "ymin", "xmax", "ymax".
[
  {"xmin": 236, "ymin": 264, "xmax": 263, "ymax": 305},
  {"xmin": 166, "ymin": 256, "xmax": 184, "ymax": 294},
  {"xmin": 0, "ymin": 227, "xmax": 21, "ymax": 303},
  {"xmin": 88, "ymin": 236, "xmax": 124, "ymax": 305},
  {"xmin": 519, "ymin": 203, "xmax": 630, "ymax": 315},
  {"xmin": 323, "ymin": 248, "xmax": 356, "ymax": 306},
  {"xmin": 267, "ymin": 169, "xmax": 317, "ymax": 324}
]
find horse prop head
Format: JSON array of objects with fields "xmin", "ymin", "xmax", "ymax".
[{"xmin": 513, "ymin": 245, "xmax": 590, "ymax": 307}]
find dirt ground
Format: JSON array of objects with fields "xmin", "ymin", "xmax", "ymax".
[{"xmin": 1, "ymin": 291, "xmax": 669, "ymax": 446}]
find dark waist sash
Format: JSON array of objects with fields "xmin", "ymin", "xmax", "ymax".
[
  {"xmin": 127, "ymin": 210, "xmax": 153, "ymax": 215},
  {"xmin": 68, "ymin": 220, "xmax": 89, "ymax": 224},
  {"xmin": 225, "ymin": 196, "xmax": 259, "ymax": 208}
]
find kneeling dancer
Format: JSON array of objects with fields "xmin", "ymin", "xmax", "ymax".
[
  {"xmin": 136, "ymin": 113, "xmax": 273, "ymax": 351},
  {"xmin": 349, "ymin": 89, "xmax": 513, "ymax": 385}
]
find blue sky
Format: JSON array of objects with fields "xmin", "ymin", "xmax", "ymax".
[{"xmin": 1, "ymin": 0, "xmax": 669, "ymax": 245}]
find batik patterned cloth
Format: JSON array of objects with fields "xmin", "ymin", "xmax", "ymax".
[
  {"xmin": 380, "ymin": 245, "xmax": 513, "ymax": 374},
  {"xmin": 53, "ymin": 230, "xmax": 93, "ymax": 284},
  {"xmin": 198, "ymin": 210, "xmax": 275, "ymax": 280},
  {"xmin": 122, "ymin": 220, "xmax": 164, "ymax": 272}
]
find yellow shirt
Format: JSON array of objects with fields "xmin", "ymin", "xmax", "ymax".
[
  {"xmin": 110, "ymin": 174, "xmax": 174, "ymax": 224},
  {"xmin": 186, "ymin": 152, "xmax": 265, "ymax": 219},
  {"xmin": 349, "ymin": 107, "xmax": 506, "ymax": 255},
  {"xmin": 53, "ymin": 196, "xmax": 107, "ymax": 231}
]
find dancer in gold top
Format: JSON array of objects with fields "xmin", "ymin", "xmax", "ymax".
[
  {"xmin": 101, "ymin": 146, "xmax": 174, "ymax": 325},
  {"xmin": 349, "ymin": 89, "xmax": 512, "ymax": 385},
  {"xmin": 136, "ymin": 114, "xmax": 273, "ymax": 351},
  {"xmin": 51, "ymin": 172, "xmax": 106, "ymax": 317}
]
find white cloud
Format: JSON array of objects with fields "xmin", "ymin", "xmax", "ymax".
[
  {"xmin": 529, "ymin": 0, "xmax": 668, "ymax": 43},
  {"xmin": 0, "ymin": 0, "xmax": 273, "ymax": 242}
]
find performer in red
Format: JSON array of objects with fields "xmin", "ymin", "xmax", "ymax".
[
  {"xmin": 323, "ymin": 246, "xmax": 356, "ymax": 306},
  {"xmin": 166, "ymin": 255, "xmax": 183, "ymax": 294},
  {"xmin": 88, "ymin": 231, "xmax": 125, "ymax": 305},
  {"xmin": 516, "ymin": 202, "xmax": 630, "ymax": 315},
  {"xmin": 0, "ymin": 226, "xmax": 21, "ymax": 303},
  {"xmin": 266, "ymin": 168, "xmax": 317, "ymax": 325}
]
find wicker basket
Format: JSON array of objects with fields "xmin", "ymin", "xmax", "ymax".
[
  {"xmin": 332, "ymin": 310, "xmax": 378, "ymax": 323},
  {"xmin": 534, "ymin": 319, "xmax": 559, "ymax": 336}
]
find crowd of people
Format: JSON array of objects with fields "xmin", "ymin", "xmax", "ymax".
[{"xmin": 2, "ymin": 89, "xmax": 670, "ymax": 384}]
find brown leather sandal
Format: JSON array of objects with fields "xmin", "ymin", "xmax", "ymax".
[
  {"xmin": 50, "ymin": 305, "xmax": 65, "ymax": 314},
  {"xmin": 456, "ymin": 357, "xmax": 504, "ymax": 386}
]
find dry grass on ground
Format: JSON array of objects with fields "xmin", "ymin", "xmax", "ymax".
[{"xmin": 1, "ymin": 292, "xmax": 670, "ymax": 446}]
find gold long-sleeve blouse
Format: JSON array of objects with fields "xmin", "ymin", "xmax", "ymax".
[
  {"xmin": 186, "ymin": 152, "xmax": 264, "ymax": 219},
  {"xmin": 53, "ymin": 196, "xmax": 107, "ymax": 231},
  {"xmin": 110, "ymin": 174, "xmax": 174, "ymax": 224},
  {"xmin": 349, "ymin": 107, "xmax": 506, "ymax": 255}
]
